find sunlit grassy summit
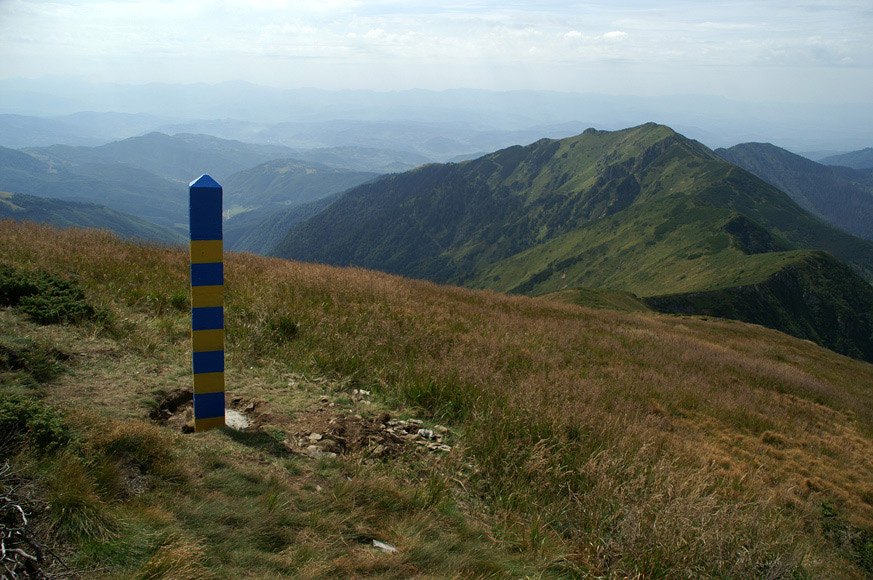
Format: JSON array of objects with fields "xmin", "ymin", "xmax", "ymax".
[{"xmin": 2, "ymin": 219, "xmax": 873, "ymax": 578}]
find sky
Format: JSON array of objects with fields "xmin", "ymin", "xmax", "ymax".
[{"xmin": 1, "ymin": 0, "xmax": 872, "ymax": 103}]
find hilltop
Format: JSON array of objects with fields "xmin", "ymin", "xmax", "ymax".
[{"xmin": 2, "ymin": 219, "xmax": 873, "ymax": 579}]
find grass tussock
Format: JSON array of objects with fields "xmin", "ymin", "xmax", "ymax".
[
  {"xmin": 126, "ymin": 533, "xmax": 215, "ymax": 580},
  {"xmin": 2, "ymin": 219, "xmax": 873, "ymax": 578}
]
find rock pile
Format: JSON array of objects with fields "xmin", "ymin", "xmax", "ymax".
[{"xmin": 290, "ymin": 412, "xmax": 453, "ymax": 459}]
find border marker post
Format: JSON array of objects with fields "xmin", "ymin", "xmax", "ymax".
[{"xmin": 189, "ymin": 174, "xmax": 225, "ymax": 432}]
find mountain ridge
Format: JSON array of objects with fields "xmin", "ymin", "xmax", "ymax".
[{"xmin": 273, "ymin": 123, "xmax": 873, "ymax": 361}]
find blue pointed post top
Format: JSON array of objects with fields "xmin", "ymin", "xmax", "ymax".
[
  {"xmin": 190, "ymin": 174, "xmax": 222, "ymax": 189},
  {"xmin": 189, "ymin": 174, "xmax": 222, "ymax": 241}
]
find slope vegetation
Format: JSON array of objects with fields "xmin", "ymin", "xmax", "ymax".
[{"xmin": 2, "ymin": 220, "xmax": 873, "ymax": 579}]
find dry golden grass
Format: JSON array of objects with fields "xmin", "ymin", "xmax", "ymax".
[{"xmin": 3, "ymin": 219, "xmax": 873, "ymax": 578}]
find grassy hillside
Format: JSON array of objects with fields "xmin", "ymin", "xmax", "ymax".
[
  {"xmin": 0, "ymin": 191, "xmax": 184, "ymax": 243},
  {"xmin": 272, "ymin": 124, "xmax": 873, "ymax": 360},
  {"xmin": 539, "ymin": 287, "xmax": 652, "ymax": 312},
  {"xmin": 716, "ymin": 142, "xmax": 873, "ymax": 240},
  {"xmin": 2, "ymin": 220, "xmax": 873, "ymax": 579}
]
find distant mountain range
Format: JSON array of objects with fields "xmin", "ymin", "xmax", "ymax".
[
  {"xmin": 3, "ymin": 78, "xmax": 873, "ymax": 151},
  {"xmin": 274, "ymin": 123, "xmax": 873, "ymax": 361},
  {"xmin": 25, "ymin": 132, "xmax": 298, "ymax": 183},
  {"xmin": 4, "ymin": 116, "xmax": 873, "ymax": 361},
  {"xmin": 2, "ymin": 112, "xmax": 590, "ymax": 164},
  {"xmin": 715, "ymin": 143, "xmax": 873, "ymax": 240},
  {"xmin": 818, "ymin": 148, "xmax": 873, "ymax": 170},
  {"xmin": 1, "ymin": 134, "xmax": 386, "ymax": 248},
  {"xmin": 0, "ymin": 112, "xmax": 178, "ymax": 148},
  {"xmin": 0, "ymin": 145, "xmax": 187, "ymax": 230},
  {"xmin": 223, "ymin": 158, "xmax": 377, "ymax": 212}
]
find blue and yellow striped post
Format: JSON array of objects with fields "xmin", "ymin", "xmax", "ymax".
[{"xmin": 189, "ymin": 174, "xmax": 225, "ymax": 432}]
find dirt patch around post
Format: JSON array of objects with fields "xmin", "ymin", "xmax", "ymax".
[{"xmin": 150, "ymin": 387, "xmax": 453, "ymax": 459}]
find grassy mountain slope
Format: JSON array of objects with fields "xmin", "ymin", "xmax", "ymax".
[
  {"xmin": 0, "ymin": 145, "xmax": 187, "ymax": 229},
  {"xmin": 716, "ymin": 142, "xmax": 873, "ymax": 240},
  {"xmin": 2, "ymin": 220, "xmax": 873, "ymax": 579},
  {"xmin": 0, "ymin": 191, "xmax": 184, "ymax": 243},
  {"xmin": 820, "ymin": 147, "xmax": 873, "ymax": 169},
  {"xmin": 275, "ymin": 124, "xmax": 873, "ymax": 286},
  {"xmin": 274, "ymin": 124, "xmax": 701, "ymax": 280},
  {"xmin": 25, "ymin": 132, "xmax": 297, "ymax": 182}
]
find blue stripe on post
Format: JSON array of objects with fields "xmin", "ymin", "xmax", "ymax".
[
  {"xmin": 194, "ymin": 391, "xmax": 225, "ymax": 419},
  {"xmin": 192, "ymin": 306, "xmax": 224, "ymax": 331},
  {"xmin": 189, "ymin": 175, "xmax": 223, "ymax": 241},
  {"xmin": 191, "ymin": 262, "xmax": 223, "ymax": 287},
  {"xmin": 193, "ymin": 350, "xmax": 225, "ymax": 374}
]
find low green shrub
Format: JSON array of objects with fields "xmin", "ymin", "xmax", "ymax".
[
  {"xmin": 0, "ymin": 264, "xmax": 108, "ymax": 326},
  {"xmin": 0, "ymin": 392, "xmax": 69, "ymax": 453}
]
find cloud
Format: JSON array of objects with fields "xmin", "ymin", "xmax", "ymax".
[{"xmin": 0, "ymin": 0, "xmax": 870, "ymax": 101}]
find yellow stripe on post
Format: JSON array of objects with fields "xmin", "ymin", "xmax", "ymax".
[
  {"xmin": 195, "ymin": 416, "xmax": 227, "ymax": 432},
  {"xmin": 190, "ymin": 239, "xmax": 223, "ymax": 264},
  {"xmin": 191, "ymin": 285, "xmax": 223, "ymax": 308},
  {"xmin": 192, "ymin": 329, "xmax": 224, "ymax": 352},
  {"xmin": 193, "ymin": 372, "xmax": 225, "ymax": 394}
]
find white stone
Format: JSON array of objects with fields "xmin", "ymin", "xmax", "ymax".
[
  {"xmin": 373, "ymin": 540, "xmax": 398, "ymax": 554},
  {"xmin": 225, "ymin": 409, "xmax": 250, "ymax": 430}
]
